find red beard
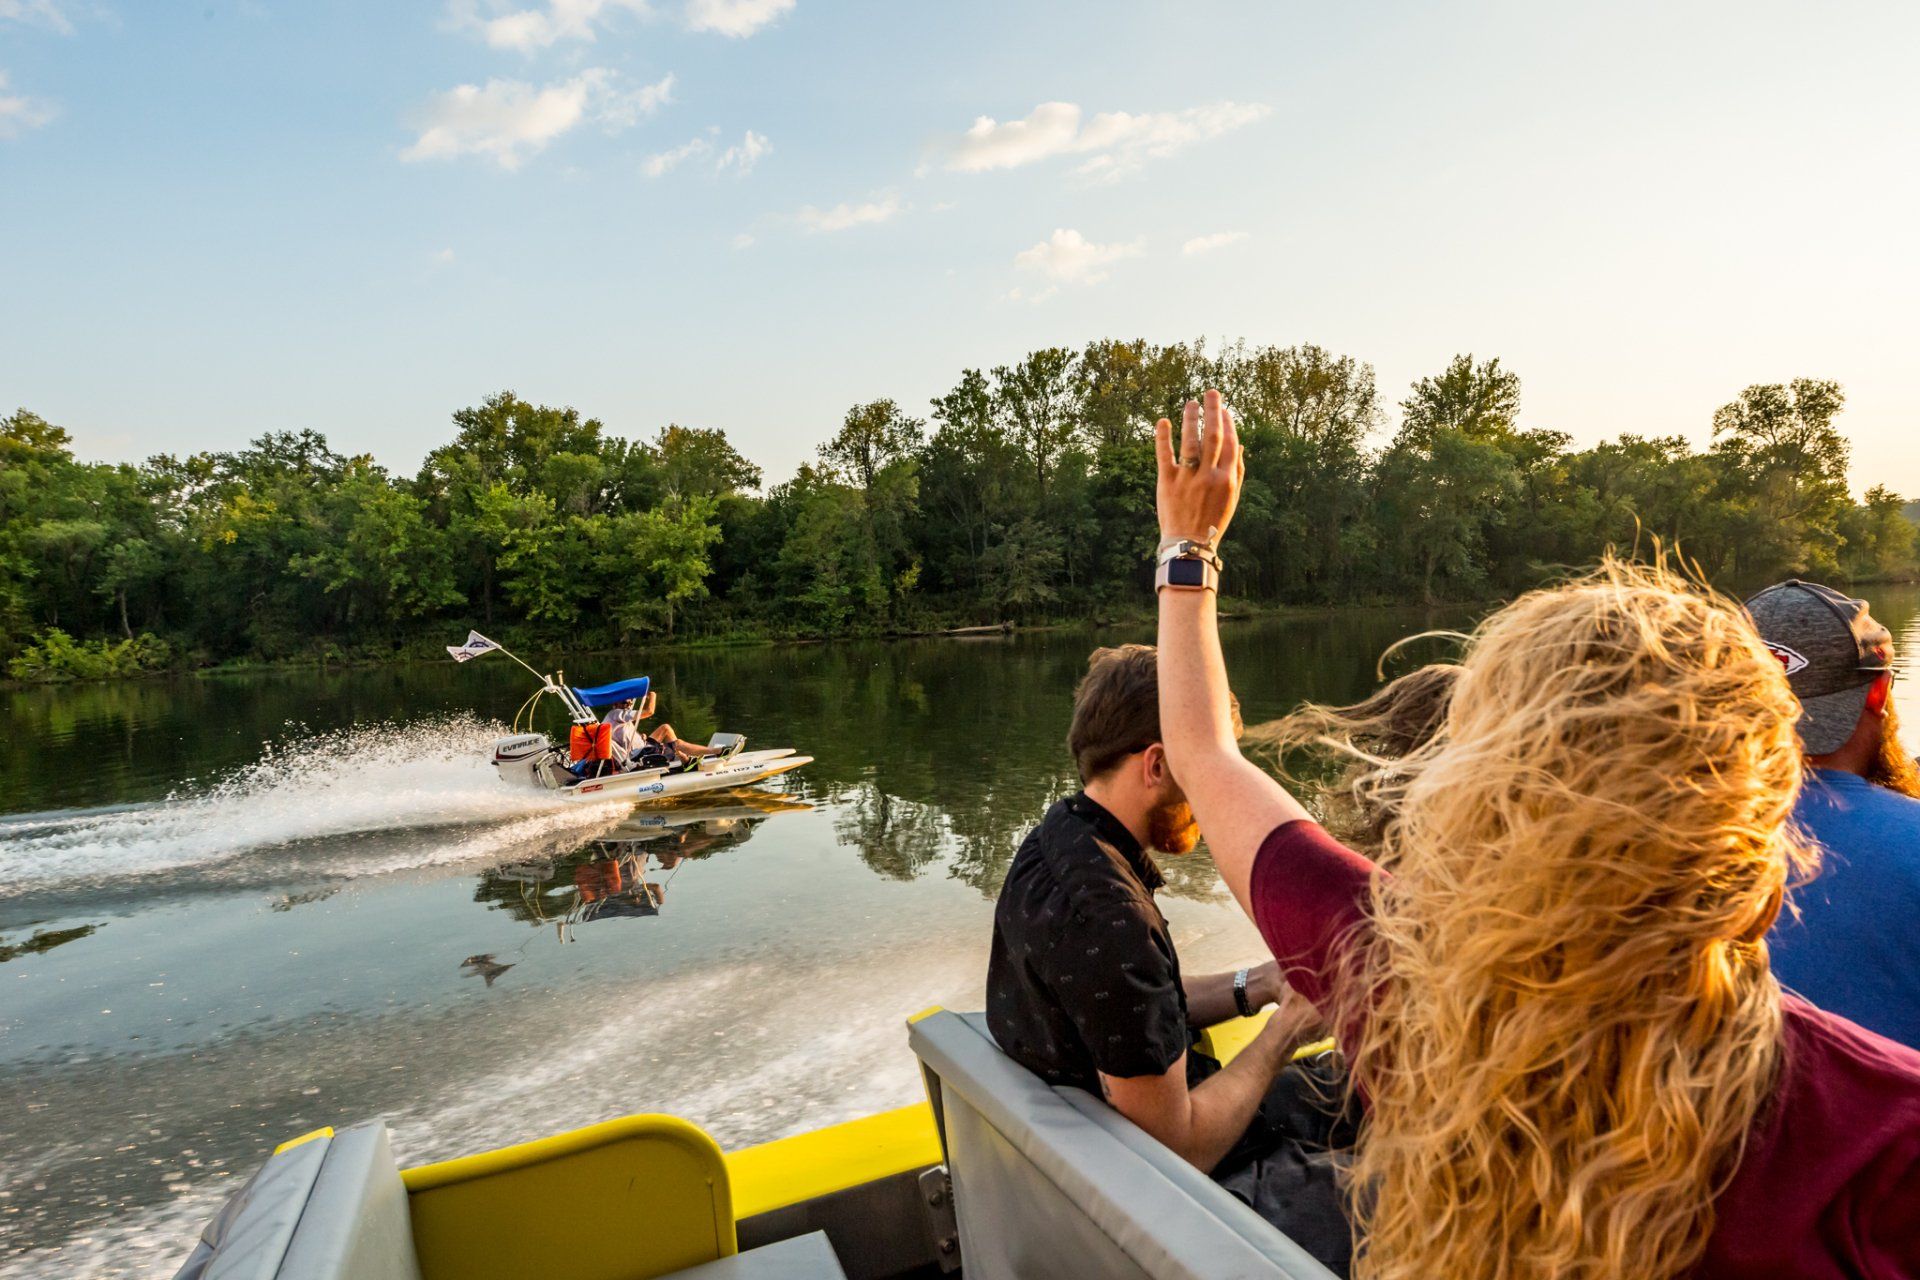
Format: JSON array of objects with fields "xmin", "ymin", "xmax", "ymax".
[
  {"xmin": 1148, "ymin": 799, "xmax": 1200, "ymax": 855},
  {"xmin": 1867, "ymin": 704, "xmax": 1920, "ymax": 799}
]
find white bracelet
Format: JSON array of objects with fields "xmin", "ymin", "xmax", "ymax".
[{"xmin": 1156, "ymin": 528, "xmax": 1220, "ymax": 557}]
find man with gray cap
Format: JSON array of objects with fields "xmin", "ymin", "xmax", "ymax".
[{"xmin": 1745, "ymin": 579, "xmax": 1920, "ymax": 1048}]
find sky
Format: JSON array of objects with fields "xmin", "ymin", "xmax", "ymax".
[{"xmin": 2, "ymin": 0, "xmax": 1917, "ymax": 494}]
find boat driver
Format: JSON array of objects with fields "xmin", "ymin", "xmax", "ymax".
[
  {"xmin": 607, "ymin": 690, "xmax": 716, "ymax": 768},
  {"xmin": 986, "ymin": 644, "xmax": 1356, "ymax": 1273}
]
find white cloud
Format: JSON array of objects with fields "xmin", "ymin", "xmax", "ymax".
[
  {"xmin": 593, "ymin": 70, "xmax": 676, "ymax": 128},
  {"xmin": 402, "ymin": 69, "xmax": 672, "ymax": 169},
  {"xmin": 1181, "ymin": 230, "xmax": 1248, "ymax": 256},
  {"xmin": 451, "ymin": 0, "xmax": 650, "ymax": 52},
  {"xmin": 0, "ymin": 1, "xmax": 75, "ymax": 34},
  {"xmin": 935, "ymin": 100, "xmax": 1269, "ymax": 180},
  {"xmin": 716, "ymin": 128, "xmax": 770, "ymax": 175},
  {"xmin": 645, "ymin": 127, "xmax": 768, "ymax": 178},
  {"xmin": 432, "ymin": 247, "xmax": 458, "ymax": 265},
  {"xmin": 684, "ymin": 0, "xmax": 792, "ymax": 37},
  {"xmin": 731, "ymin": 232, "xmax": 756, "ymax": 249},
  {"xmin": 644, "ymin": 135, "xmax": 710, "ymax": 177},
  {"xmin": 796, "ymin": 191, "xmax": 903, "ymax": 233},
  {"xmin": 0, "ymin": 71, "xmax": 55, "ymax": 138},
  {"xmin": 941, "ymin": 102, "xmax": 1082, "ymax": 174},
  {"xmin": 1013, "ymin": 228, "xmax": 1143, "ymax": 286}
]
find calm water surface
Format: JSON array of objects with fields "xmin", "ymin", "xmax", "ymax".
[{"xmin": 4, "ymin": 593, "xmax": 1918, "ymax": 1278}]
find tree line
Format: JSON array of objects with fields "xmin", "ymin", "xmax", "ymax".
[{"xmin": 4, "ymin": 338, "xmax": 1916, "ymax": 679}]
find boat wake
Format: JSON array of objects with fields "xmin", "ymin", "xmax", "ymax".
[{"xmin": 0, "ymin": 716, "xmax": 616, "ymax": 900}]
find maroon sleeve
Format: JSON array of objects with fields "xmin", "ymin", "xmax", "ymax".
[
  {"xmin": 1862, "ymin": 1144, "xmax": 1920, "ymax": 1275},
  {"xmin": 1249, "ymin": 819, "xmax": 1380, "ymax": 1014}
]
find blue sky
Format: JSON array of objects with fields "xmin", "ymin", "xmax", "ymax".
[{"xmin": 3, "ymin": 0, "xmax": 1918, "ymax": 494}]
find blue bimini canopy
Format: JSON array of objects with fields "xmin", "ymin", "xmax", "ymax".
[{"xmin": 571, "ymin": 676, "xmax": 651, "ymax": 709}]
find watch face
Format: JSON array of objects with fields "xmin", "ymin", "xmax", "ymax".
[{"xmin": 1165, "ymin": 557, "xmax": 1209, "ymax": 588}]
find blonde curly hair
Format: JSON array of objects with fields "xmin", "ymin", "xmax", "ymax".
[
  {"xmin": 1248, "ymin": 661, "xmax": 1460, "ymax": 857},
  {"xmin": 1340, "ymin": 559, "xmax": 1816, "ymax": 1280}
]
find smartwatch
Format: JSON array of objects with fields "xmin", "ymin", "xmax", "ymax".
[{"xmin": 1156, "ymin": 555, "xmax": 1219, "ymax": 593}]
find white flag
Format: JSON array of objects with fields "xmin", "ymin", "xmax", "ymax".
[{"xmin": 447, "ymin": 630, "xmax": 500, "ymax": 663}]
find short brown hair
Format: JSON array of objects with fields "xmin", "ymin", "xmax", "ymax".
[{"xmin": 1069, "ymin": 644, "xmax": 1241, "ymax": 782}]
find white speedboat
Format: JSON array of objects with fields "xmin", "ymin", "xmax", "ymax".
[
  {"xmin": 491, "ymin": 731, "xmax": 812, "ymax": 804},
  {"xmin": 447, "ymin": 632, "xmax": 811, "ymax": 804},
  {"xmin": 480, "ymin": 660, "xmax": 810, "ymax": 802}
]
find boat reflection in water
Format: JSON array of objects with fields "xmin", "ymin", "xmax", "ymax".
[{"xmin": 471, "ymin": 790, "xmax": 814, "ymax": 946}]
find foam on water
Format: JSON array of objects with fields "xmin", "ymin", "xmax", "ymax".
[{"xmin": 0, "ymin": 716, "xmax": 614, "ymax": 895}]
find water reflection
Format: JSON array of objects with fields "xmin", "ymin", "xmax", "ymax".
[
  {"xmin": 0, "ymin": 923, "xmax": 99, "ymax": 964},
  {"xmin": 472, "ymin": 793, "xmax": 814, "ymax": 942},
  {"xmin": 458, "ymin": 954, "xmax": 517, "ymax": 987}
]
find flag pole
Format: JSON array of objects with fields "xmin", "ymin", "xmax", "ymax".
[
  {"xmin": 463, "ymin": 633, "xmax": 595, "ymax": 723},
  {"xmin": 486, "ymin": 639, "xmax": 551, "ymax": 686}
]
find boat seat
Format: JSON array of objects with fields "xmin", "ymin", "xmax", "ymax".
[
  {"xmin": 173, "ymin": 1123, "xmax": 422, "ymax": 1280},
  {"xmin": 907, "ymin": 1010, "xmax": 1339, "ymax": 1280},
  {"xmin": 176, "ymin": 1114, "xmax": 754, "ymax": 1280},
  {"xmin": 662, "ymin": 1231, "xmax": 846, "ymax": 1279},
  {"xmin": 402, "ymin": 1113, "xmax": 735, "ymax": 1280}
]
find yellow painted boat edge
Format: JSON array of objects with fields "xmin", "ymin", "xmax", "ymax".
[
  {"xmin": 273, "ymin": 1127, "xmax": 334, "ymax": 1155},
  {"xmin": 726, "ymin": 1103, "xmax": 942, "ymax": 1221},
  {"xmin": 1197, "ymin": 1009, "xmax": 1337, "ymax": 1066},
  {"xmin": 400, "ymin": 1112, "xmax": 725, "ymax": 1195}
]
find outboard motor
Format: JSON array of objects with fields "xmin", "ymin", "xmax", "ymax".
[{"xmin": 491, "ymin": 733, "xmax": 560, "ymax": 790}]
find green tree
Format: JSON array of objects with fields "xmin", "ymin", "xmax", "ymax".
[
  {"xmin": 293, "ymin": 462, "xmax": 463, "ymax": 632},
  {"xmin": 1376, "ymin": 428, "xmax": 1522, "ymax": 601},
  {"xmin": 992, "ymin": 347, "xmax": 1081, "ymax": 501},
  {"xmin": 97, "ymin": 537, "xmax": 163, "ymax": 639},
  {"xmin": 603, "ymin": 497, "xmax": 723, "ymax": 636},
  {"xmin": 1397, "ymin": 354, "xmax": 1522, "ymax": 446},
  {"xmin": 1711, "ymin": 378, "xmax": 1851, "ymax": 579},
  {"xmin": 919, "ymin": 369, "xmax": 1020, "ymax": 596},
  {"xmin": 0, "ymin": 349, "xmax": 1904, "ymax": 678},
  {"xmin": 775, "ymin": 467, "xmax": 888, "ymax": 633},
  {"xmin": 980, "ymin": 519, "xmax": 1064, "ymax": 619},
  {"xmin": 1217, "ymin": 342, "xmax": 1382, "ymax": 599},
  {"xmin": 1838, "ymin": 486, "xmax": 1918, "ymax": 581},
  {"xmin": 822, "ymin": 400, "xmax": 924, "ymax": 490},
  {"xmin": 656, "ymin": 425, "xmax": 762, "ymax": 502}
]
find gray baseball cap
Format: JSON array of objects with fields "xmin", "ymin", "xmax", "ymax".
[{"xmin": 1742, "ymin": 580, "xmax": 1893, "ymax": 755}]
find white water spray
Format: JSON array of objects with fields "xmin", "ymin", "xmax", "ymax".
[{"xmin": 0, "ymin": 716, "xmax": 614, "ymax": 895}]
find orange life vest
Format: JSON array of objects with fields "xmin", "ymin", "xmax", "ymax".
[
  {"xmin": 574, "ymin": 860, "xmax": 623, "ymax": 902},
  {"xmin": 569, "ymin": 722, "xmax": 614, "ymax": 762}
]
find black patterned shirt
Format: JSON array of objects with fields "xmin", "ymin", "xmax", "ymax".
[{"xmin": 987, "ymin": 792, "xmax": 1205, "ymax": 1092}]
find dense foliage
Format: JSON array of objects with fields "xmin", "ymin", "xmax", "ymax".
[{"xmin": 4, "ymin": 340, "xmax": 1916, "ymax": 679}]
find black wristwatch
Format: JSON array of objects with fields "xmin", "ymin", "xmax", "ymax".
[{"xmin": 1233, "ymin": 967, "xmax": 1254, "ymax": 1018}]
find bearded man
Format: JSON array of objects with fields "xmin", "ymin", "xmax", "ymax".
[
  {"xmin": 986, "ymin": 644, "xmax": 1352, "ymax": 1271},
  {"xmin": 1747, "ymin": 580, "xmax": 1920, "ymax": 1048}
]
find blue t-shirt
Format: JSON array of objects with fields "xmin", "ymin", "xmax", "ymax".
[{"xmin": 1768, "ymin": 768, "xmax": 1920, "ymax": 1050}]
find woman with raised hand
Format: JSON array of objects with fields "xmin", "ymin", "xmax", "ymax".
[{"xmin": 1152, "ymin": 390, "xmax": 1920, "ymax": 1279}]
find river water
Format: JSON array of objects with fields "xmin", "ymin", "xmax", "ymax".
[{"xmin": 4, "ymin": 593, "xmax": 1918, "ymax": 1278}]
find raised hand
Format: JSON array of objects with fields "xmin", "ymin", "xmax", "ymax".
[{"xmin": 1154, "ymin": 389, "xmax": 1245, "ymax": 548}]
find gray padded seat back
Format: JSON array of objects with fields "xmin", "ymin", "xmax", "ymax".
[
  {"xmin": 174, "ymin": 1122, "xmax": 421, "ymax": 1280},
  {"xmin": 278, "ymin": 1123, "xmax": 422, "ymax": 1280},
  {"xmin": 177, "ymin": 1136, "xmax": 331, "ymax": 1280},
  {"xmin": 908, "ymin": 1011, "xmax": 1337, "ymax": 1280}
]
